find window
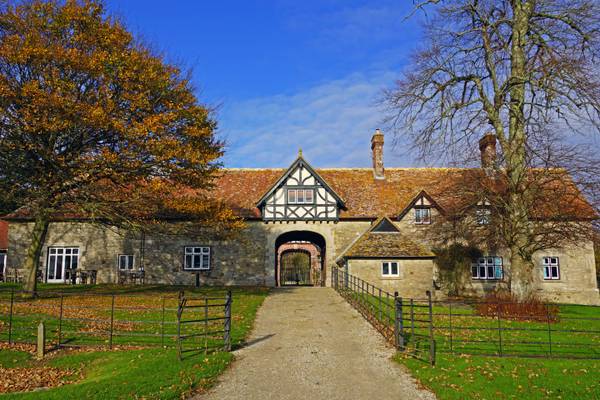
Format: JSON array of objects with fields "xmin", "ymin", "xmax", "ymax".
[
  {"xmin": 476, "ymin": 208, "xmax": 491, "ymax": 225},
  {"xmin": 287, "ymin": 189, "xmax": 314, "ymax": 204},
  {"xmin": 414, "ymin": 208, "xmax": 431, "ymax": 224},
  {"xmin": 543, "ymin": 257, "xmax": 560, "ymax": 280},
  {"xmin": 382, "ymin": 261, "xmax": 399, "ymax": 277},
  {"xmin": 471, "ymin": 257, "xmax": 503, "ymax": 280},
  {"xmin": 118, "ymin": 254, "xmax": 135, "ymax": 271},
  {"xmin": 47, "ymin": 247, "xmax": 79, "ymax": 283},
  {"xmin": 184, "ymin": 247, "xmax": 211, "ymax": 270}
]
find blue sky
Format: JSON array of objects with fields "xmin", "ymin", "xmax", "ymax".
[{"xmin": 104, "ymin": 0, "xmax": 424, "ymax": 168}]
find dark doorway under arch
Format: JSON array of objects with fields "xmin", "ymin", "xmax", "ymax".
[{"xmin": 275, "ymin": 231, "xmax": 326, "ymax": 287}]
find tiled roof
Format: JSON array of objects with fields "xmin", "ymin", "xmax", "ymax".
[
  {"xmin": 337, "ymin": 217, "xmax": 434, "ymax": 259},
  {"xmin": 3, "ymin": 166, "xmax": 596, "ymax": 222},
  {"xmin": 213, "ymin": 167, "xmax": 597, "ymax": 220}
]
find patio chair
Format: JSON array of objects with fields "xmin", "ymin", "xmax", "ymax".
[
  {"xmin": 118, "ymin": 270, "xmax": 128, "ymax": 285},
  {"xmin": 89, "ymin": 270, "xmax": 97, "ymax": 285}
]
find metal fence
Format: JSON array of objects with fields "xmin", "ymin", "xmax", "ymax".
[
  {"xmin": 177, "ymin": 290, "xmax": 232, "ymax": 360},
  {"xmin": 332, "ymin": 267, "xmax": 600, "ymax": 364},
  {"xmin": 0, "ymin": 288, "xmax": 232, "ymax": 354},
  {"xmin": 331, "ymin": 267, "xmax": 436, "ymax": 364}
]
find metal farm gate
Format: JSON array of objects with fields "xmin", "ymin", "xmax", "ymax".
[{"xmin": 176, "ymin": 290, "xmax": 232, "ymax": 360}]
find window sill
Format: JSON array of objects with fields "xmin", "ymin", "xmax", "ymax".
[
  {"xmin": 381, "ymin": 276, "xmax": 401, "ymax": 280},
  {"xmin": 183, "ymin": 269, "xmax": 211, "ymax": 272}
]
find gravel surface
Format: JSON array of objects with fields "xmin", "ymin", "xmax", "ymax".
[{"xmin": 194, "ymin": 287, "xmax": 436, "ymax": 400}]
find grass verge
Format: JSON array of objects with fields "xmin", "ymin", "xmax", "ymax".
[
  {"xmin": 396, "ymin": 352, "xmax": 600, "ymax": 399},
  {"xmin": 0, "ymin": 285, "xmax": 269, "ymax": 399}
]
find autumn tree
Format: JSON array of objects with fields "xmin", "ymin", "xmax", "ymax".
[
  {"xmin": 384, "ymin": 0, "xmax": 600, "ymax": 298},
  {"xmin": 0, "ymin": 0, "xmax": 240, "ymax": 293}
]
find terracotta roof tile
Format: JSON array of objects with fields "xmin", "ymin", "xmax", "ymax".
[{"xmin": 214, "ymin": 167, "xmax": 597, "ymax": 220}]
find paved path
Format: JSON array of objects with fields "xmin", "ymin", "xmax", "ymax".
[{"xmin": 195, "ymin": 287, "xmax": 435, "ymax": 400}]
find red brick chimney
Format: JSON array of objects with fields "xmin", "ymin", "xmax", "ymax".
[
  {"xmin": 371, "ymin": 129, "xmax": 385, "ymax": 180},
  {"xmin": 479, "ymin": 133, "xmax": 497, "ymax": 175}
]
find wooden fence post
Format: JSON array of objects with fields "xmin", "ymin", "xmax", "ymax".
[{"xmin": 37, "ymin": 322, "xmax": 45, "ymax": 359}]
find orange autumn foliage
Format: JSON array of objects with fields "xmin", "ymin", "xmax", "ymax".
[{"xmin": 0, "ymin": 0, "xmax": 239, "ymax": 230}]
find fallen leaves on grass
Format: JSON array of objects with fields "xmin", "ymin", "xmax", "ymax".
[
  {"xmin": 0, "ymin": 342, "xmax": 36, "ymax": 353},
  {"xmin": 0, "ymin": 366, "xmax": 78, "ymax": 394}
]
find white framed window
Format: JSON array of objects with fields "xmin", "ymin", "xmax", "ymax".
[
  {"xmin": 472, "ymin": 256, "xmax": 503, "ymax": 280},
  {"xmin": 47, "ymin": 247, "xmax": 79, "ymax": 283},
  {"xmin": 118, "ymin": 254, "xmax": 135, "ymax": 271},
  {"xmin": 543, "ymin": 257, "xmax": 560, "ymax": 280},
  {"xmin": 287, "ymin": 189, "xmax": 314, "ymax": 204},
  {"xmin": 184, "ymin": 246, "xmax": 211, "ymax": 270},
  {"xmin": 414, "ymin": 208, "xmax": 431, "ymax": 224},
  {"xmin": 382, "ymin": 261, "xmax": 399, "ymax": 277},
  {"xmin": 476, "ymin": 208, "xmax": 491, "ymax": 225}
]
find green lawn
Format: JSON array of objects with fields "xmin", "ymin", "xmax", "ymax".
[
  {"xmin": 342, "ymin": 289, "xmax": 600, "ymax": 359},
  {"xmin": 396, "ymin": 353, "xmax": 600, "ymax": 399},
  {"xmin": 0, "ymin": 284, "xmax": 269, "ymax": 399}
]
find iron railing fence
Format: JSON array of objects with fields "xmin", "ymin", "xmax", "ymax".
[
  {"xmin": 423, "ymin": 297, "xmax": 600, "ymax": 359},
  {"xmin": 332, "ymin": 267, "xmax": 600, "ymax": 364},
  {"xmin": 331, "ymin": 267, "xmax": 436, "ymax": 365},
  {"xmin": 0, "ymin": 288, "xmax": 232, "ymax": 354}
]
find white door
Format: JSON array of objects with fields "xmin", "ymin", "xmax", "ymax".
[{"xmin": 47, "ymin": 247, "xmax": 79, "ymax": 283}]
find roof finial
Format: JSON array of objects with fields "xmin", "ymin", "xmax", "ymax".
[{"xmin": 298, "ymin": 148, "xmax": 303, "ymax": 158}]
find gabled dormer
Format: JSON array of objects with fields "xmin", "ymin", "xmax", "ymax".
[
  {"xmin": 256, "ymin": 153, "xmax": 345, "ymax": 221},
  {"xmin": 397, "ymin": 190, "xmax": 444, "ymax": 225}
]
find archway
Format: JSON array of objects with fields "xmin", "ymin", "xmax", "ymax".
[{"xmin": 275, "ymin": 231, "xmax": 326, "ymax": 287}]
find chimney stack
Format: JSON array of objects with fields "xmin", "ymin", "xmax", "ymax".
[
  {"xmin": 371, "ymin": 129, "xmax": 385, "ymax": 180},
  {"xmin": 479, "ymin": 133, "xmax": 497, "ymax": 175}
]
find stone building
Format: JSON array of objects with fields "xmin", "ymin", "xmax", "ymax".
[{"xmin": 3, "ymin": 130, "xmax": 599, "ymax": 304}]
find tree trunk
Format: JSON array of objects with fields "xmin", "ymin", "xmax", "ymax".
[
  {"xmin": 509, "ymin": 249, "xmax": 534, "ymax": 301},
  {"xmin": 505, "ymin": 1, "xmax": 535, "ymax": 300},
  {"xmin": 22, "ymin": 215, "xmax": 49, "ymax": 294}
]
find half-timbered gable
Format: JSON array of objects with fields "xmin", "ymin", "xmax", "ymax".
[
  {"xmin": 396, "ymin": 190, "xmax": 444, "ymax": 225},
  {"xmin": 256, "ymin": 155, "xmax": 345, "ymax": 221}
]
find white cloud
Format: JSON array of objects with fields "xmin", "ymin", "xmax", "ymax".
[{"xmin": 217, "ymin": 70, "xmax": 415, "ymax": 168}]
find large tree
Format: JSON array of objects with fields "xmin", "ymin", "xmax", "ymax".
[
  {"xmin": 384, "ymin": 0, "xmax": 600, "ymax": 298},
  {"xmin": 0, "ymin": 0, "xmax": 240, "ymax": 293}
]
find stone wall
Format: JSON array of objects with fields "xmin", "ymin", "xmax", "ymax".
[
  {"xmin": 6, "ymin": 218, "xmax": 599, "ymax": 305},
  {"xmin": 346, "ymin": 258, "xmax": 435, "ymax": 299},
  {"xmin": 455, "ymin": 242, "xmax": 600, "ymax": 305}
]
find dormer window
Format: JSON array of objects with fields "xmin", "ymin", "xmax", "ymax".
[
  {"xmin": 414, "ymin": 207, "xmax": 431, "ymax": 224},
  {"xmin": 288, "ymin": 189, "xmax": 314, "ymax": 204}
]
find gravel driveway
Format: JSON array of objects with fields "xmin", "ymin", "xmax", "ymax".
[{"xmin": 194, "ymin": 287, "xmax": 435, "ymax": 400}]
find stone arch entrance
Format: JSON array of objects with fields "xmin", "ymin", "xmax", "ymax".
[{"xmin": 275, "ymin": 231, "xmax": 326, "ymax": 287}]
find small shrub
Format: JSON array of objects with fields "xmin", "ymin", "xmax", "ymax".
[{"xmin": 475, "ymin": 291, "xmax": 559, "ymax": 322}]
